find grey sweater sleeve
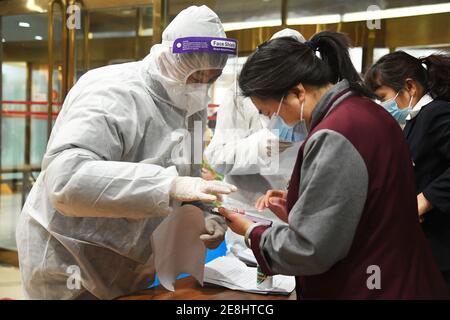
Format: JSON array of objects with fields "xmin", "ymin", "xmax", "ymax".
[{"xmin": 256, "ymin": 129, "xmax": 369, "ymax": 276}]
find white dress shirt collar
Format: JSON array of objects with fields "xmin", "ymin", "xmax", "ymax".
[{"xmin": 406, "ymin": 94, "xmax": 434, "ymax": 121}]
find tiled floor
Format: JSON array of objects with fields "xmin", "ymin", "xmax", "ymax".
[{"xmin": 0, "ymin": 265, "xmax": 24, "ymax": 300}]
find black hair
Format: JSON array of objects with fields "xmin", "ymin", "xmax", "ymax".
[
  {"xmin": 364, "ymin": 51, "xmax": 450, "ymax": 102},
  {"xmin": 238, "ymin": 30, "xmax": 373, "ymax": 100}
]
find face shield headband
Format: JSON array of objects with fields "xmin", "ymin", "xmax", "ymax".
[{"xmin": 158, "ymin": 37, "xmax": 238, "ymax": 117}]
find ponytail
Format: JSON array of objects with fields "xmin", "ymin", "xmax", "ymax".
[
  {"xmin": 422, "ymin": 54, "xmax": 450, "ymax": 101},
  {"xmin": 239, "ymin": 30, "xmax": 374, "ymax": 100},
  {"xmin": 365, "ymin": 51, "xmax": 450, "ymax": 102},
  {"xmin": 309, "ymin": 31, "xmax": 373, "ymax": 97}
]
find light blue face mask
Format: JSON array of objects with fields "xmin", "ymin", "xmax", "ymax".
[
  {"xmin": 267, "ymin": 97, "xmax": 308, "ymax": 142},
  {"xmin": 381, "ymin": 92, "xmax": 413, "ymax": 125}
]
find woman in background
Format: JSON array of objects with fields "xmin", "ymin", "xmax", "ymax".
[{"xmin": 365, "ymin": 51, "xmax": 450, "ymax": 288}]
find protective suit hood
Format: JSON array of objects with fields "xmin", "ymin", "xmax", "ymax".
[
  {"xmin": 162, "ymin": 5, "xmax": 226, "ymax": 40},
  {"xmin": 144, "ymin": 5, "xmax": 230, "ymax": 116}
]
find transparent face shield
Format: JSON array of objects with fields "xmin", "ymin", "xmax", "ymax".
[
  {"xmin": 167, "ymin": 37, "xmax": 238, "ymax": 117},
  {"xmin": 152, "ymin": 37, "xmax": 238, "ymax": 172}
]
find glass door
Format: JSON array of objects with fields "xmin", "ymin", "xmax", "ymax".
[
  {"xmin": 0, "ymin": 8, "xmax": 63, "ymax": 250},
  {"xmin": 0, "ymin": 1, "xmax": 155, "ymax": 252}
]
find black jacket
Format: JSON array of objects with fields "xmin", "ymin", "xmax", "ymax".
[{"xmin": 404, "ymin": 99, "xmax": 450, "ymax": 270}]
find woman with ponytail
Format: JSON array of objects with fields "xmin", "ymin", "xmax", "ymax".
[
  {"xmin": 218, "ymin": 31, "xmax": 449, "ymax": 299},
  {"xmin": 365, "ymin": 51, "xmax": 450, "ymax": 289}
]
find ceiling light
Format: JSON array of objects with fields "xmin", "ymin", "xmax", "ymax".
[
  {"xmin": 288, "ymin": 14, "xmax": 341, "ymax": 25},
  {"xmin": 223, "ymin": 19, "xmax": 281, "ymax": 31},
  {"xmin": 35, "ymin": 35, "xmax": 43, "ymax": 40},
  {"xmin": 342, "ymin": 3, "xmax": 450, "ymax": 22},
  {"xmin": 19, "ymin": 22, "xmax": 30, "ymax": 28}
]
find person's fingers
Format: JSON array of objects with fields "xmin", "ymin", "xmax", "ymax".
[
  {"xmin": 268, "ymin": 197, "xmax": 289, "ymax": 222},
  {"xmin": 205, "ymin": 223, "xmax": 215, "ymax": 234},
  {"xmin": 200, "ymin": 234, "xmax": 209, "ymax": 241},
  {"xmin": 204, "ymin": 181, "xmax": 237, "ymax": 194},
  {"xmin": 228, "ymin": 184, "xmax": 238, "ymax": 192},
  {"xmin": 267, "ymin": 189, "xmax": 280, "ymax": 197},
  {"xmin": 255, "ymin": 196, "xmax": 261, "ymax": 207},
  {"xmin": 218, "ymin": 207, "xmax": 239, "ymax": 224},
  {"xmin": 261, "ymin": 196, "xmax": 270, "ymax": 210},
  {"xmin": 262, "ymin": 191, "xmax": 274, "ymax": 209},
  {"xmin": 264, "ymin": 193, "xmax": 273, "ymax": 209},
  {"xmin": 265, "ymin": 190, "xmax": 274, "ymax": 197},
  {"xmin": 203, "ymin": 184, "xmax": 232, "ymax": 195},
  {"xmin": 200, "ymin": 234, "xmax": 215, "ymax": 241},
  {"xmin": 270, "ymin": 196, "xmax": 286, "ymax": 204},
  {"xmin": 255, "ymin": 196, "xmax": 261, "ymax": 210},
  {"xmin": 197, "ymin": 193, "xmax": 217, "ymax": 202},
  {"xmin": 255, "ymin": 195, "xmax": 265, "ymax": 211},
  {"xmin": 210, "ymin": 180, "xmax": 237, "ymax": 191},
  {"xmin": 270, "ymin": 199, "xmax": 285, "ymax": 215},
  {"xmin": 218, "ymin": 207, "xmax": 233, "ymax": 218},
  {"xmin": 266, "ymin": 189, "xmax": 286, "ymax": 200}
]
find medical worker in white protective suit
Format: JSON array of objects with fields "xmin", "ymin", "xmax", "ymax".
[
  {"xmin": 205, "ymin": 29, "xmax": 306, "ymax": 255},
  {"xmin": 16, "ymin": 5, "xmax": 237, "ymax": 300}
]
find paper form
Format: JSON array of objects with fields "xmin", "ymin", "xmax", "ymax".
[{"xmin": 204, "ymin": 256, "xmax": 295, "ymax": 295}]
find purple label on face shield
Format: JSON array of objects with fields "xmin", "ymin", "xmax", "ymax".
[{"xmin": 172, "ymin": 37, "xmax": 237, "ymax": 55}]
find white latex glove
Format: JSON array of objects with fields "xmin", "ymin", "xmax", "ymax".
[
  {"xmin": 200, "ymin": 216, "xmax": 227, "ymax": 249},
  {"xmin": 169, "ymin": 177, "xmax": 237, "ymax": 202}
]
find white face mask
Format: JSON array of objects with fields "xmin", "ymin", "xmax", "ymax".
[
  {"xmin": 381, "ymin": 91, "xmax": 414, "ymax": 125},
  {"xmin": 162, "ymin": 82, "xmax": 210, "ymax": 117},
  {"xmin": 184, "ymin": 83, "xmax": 211, "ymax": 117},
  {"xmin": 156, "ymin": 52, "xmax": 216, "ymax": 117}
]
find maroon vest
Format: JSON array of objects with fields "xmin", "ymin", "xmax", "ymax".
[{"xmin": 287, "ymin": 94, "xmax": 449, "ymax": 299}]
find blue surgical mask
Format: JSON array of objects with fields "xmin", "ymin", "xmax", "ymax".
[
  {"xmin": 381, "ymin": 92, "xmax": 413, "ymax": 125},
  {"xmin": 268, "ymin": 97, "xmax": 308, "ymax": 142}
]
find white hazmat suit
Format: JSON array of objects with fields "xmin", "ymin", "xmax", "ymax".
[{"xmin": 16, "ymin": 5, "xmax": 235, "ymax": 300}]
